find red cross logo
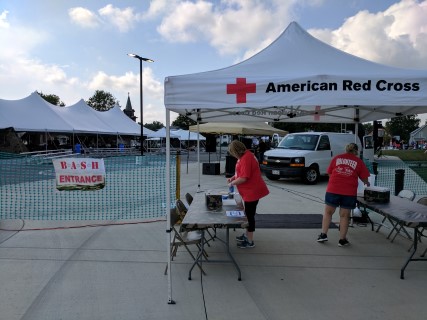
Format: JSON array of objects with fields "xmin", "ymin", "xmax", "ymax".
[
  {"xmin": 314, "ymin": 105, "xmax": 325, "ymax": 121},
  {"xmin": 226, "ymin": 78, "xmax": 256, "ymax": 103}
]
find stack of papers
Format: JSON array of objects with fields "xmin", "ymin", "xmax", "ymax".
[{"xmin": 226, "ymin": 210, "xmax": 245, "ymax": 217}]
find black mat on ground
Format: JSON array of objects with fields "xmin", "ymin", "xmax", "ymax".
[{"xmin": 255, "ymin": 214, "xmax": 337, "ymax": 229}]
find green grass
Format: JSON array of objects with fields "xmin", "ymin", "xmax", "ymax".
[
  {"xmin": 381, "ymin": 149, "xmax": 427, "ymax": 161},
  {"xmin": 381, "ymin": 149, "xmax": 427, "ymax": 183}
]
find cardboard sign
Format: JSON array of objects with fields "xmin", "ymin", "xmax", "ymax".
[{"xmin": 53, "ymin": 158, "xmax": 106, "ymax": 191}]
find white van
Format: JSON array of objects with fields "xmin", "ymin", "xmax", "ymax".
[{"xmin": 261, "ymin": 132, "xmax": 369, "ymax": 184}]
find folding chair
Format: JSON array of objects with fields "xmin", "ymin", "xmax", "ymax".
[
  {"xmin": 180, "ymin": 196, "xmax": 217, "ymax": 244},
  {"xmin": 185, "ymin": 192, "xmax": 193, "ymax": 206},
  {"xmin": 407, "ymin": 197, "xmax": 427, "ymax": 253},
  {"xmin": 388, "ymin": 190, "xmax": 416, "ymax": 242},
  {"xmin": 175, "ymin": 199, "xmax": 189, "ymax": 225},
  {"xmin": 164, "ymin": 208, "xmax": 207, "ymax": 275}
]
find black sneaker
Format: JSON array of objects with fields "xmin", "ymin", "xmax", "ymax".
[
  {"xmin": 317, "ymin": 233, "xmax": 328, "ymax": 242},
  {"xmin": 236, "ymin": 233, "xmax": 247, "ymax": 242},
  {"xmin": 237, "ymin": 239, "xmax": 255, "ymax": 248},
  {"xmin": 338, "ymin": 239, "xmax": 350, "ymax": 247}
]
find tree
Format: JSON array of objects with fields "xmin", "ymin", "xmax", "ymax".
[
  {"xmin": 172, "ymin": 114, "xmax": 197, "ymax": 129},
  {"xmin": 362, "ymin": 123, "xmax": 373, "ymax": 135},
  {"xmin": 86, "ymin": 90, "xmax": 118, "ymax": 111},
  {"xmin": 385, "ymin": 115, "xmax": 420, "ymax": 143},
  {"xmin": 38, "ymin": 91, "xmax": 65, "ymax": 106},
  {"xmin": 144, "ymin": 121, "xmax": 164, "ymax": 131}
]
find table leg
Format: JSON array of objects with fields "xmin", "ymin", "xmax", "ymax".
[
  {"xmin": 188, "ymin": 229, "xmax": 206, "ymax": 280},
  {"xmin": 400, "ymin": 228, "xmax": 419, "ymax": 279},
  {"xmin": 226, "ymin": 228, "xmax": 242, "ymax": 281}
]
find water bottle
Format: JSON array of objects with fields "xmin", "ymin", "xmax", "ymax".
[{"xmin": 228, "ymin": 185, "xmax": 234, "ymax": 199}]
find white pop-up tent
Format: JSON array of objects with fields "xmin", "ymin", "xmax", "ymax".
[
  {"xmin": 171, "ymin": 129, "xmax": 206, "ymax": 142},
  {"xmin": 165, "ymin": 22, "xmax": 427, "ymax": 124},
  {"xmin": 163, "ymin": 21, "xmax": 427, "ymax": 303},
  {"xmin": 189, "ymin": 122, "xmax": 288, "ymax": 136}
]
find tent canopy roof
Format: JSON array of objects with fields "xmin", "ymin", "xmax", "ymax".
[
  {"xmin": 171, "ymin": 129, "xmax": 206, "ymax": 141},
  {"xmin": 0, "ymin": 92, "xmax": 147, "ymax": 136},
  {"xmin": 189, "ymin": 122, "xmax": 288, "ymax": 136},
  {"xmin": 164, "ymin": 22, "xmax": 427, "ymax": 124}
]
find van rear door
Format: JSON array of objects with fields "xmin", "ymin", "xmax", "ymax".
[{"xmin": 315, "ymin": 135, "xmax": 333, "ymax": 174}]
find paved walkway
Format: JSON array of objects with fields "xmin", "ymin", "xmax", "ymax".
[{"xmin": 1, "ymin": 161, "xmax": 426, "ymax": 320}]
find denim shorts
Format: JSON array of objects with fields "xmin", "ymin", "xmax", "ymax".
[{"xmin": 325, "ymin": 192, "xmax": 357, "ymax": 209}]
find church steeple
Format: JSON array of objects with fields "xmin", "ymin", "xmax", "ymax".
[{"xmin": 123, "ymin": 92, "xmax": 137, "ymax": 122}]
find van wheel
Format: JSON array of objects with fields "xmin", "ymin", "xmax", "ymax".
[
  {"xmin": 303, "ymin": 167, "xmax": 318, "ymax": 185},
  {"xmin": 266, "ymin": 174, "xmax": 280, "ymax": 181}
]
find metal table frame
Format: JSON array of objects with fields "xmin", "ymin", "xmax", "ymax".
[
  {"xmin": 182, "ymin": 191, "xmax": 247, "ymax": 281},
  {"xmin": 357, "ymin": 195, "xmax": 427, "ymax": 279}
]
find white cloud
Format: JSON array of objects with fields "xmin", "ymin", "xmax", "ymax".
[
  {"xmin": 157, "ymin": 0, "xmax": 296, "ymax": 56},
  {"xmin": 98, "ymin": 4, "xmax": 140, "ymax": 33},
  {"xmin": 310, "ymin": 0, "xmax": 427, "ymax": 69},
  {"xmin": 68, "ymin": 5, "xmax": 141, "ymax": 33},
  {"xmin": 87, "ymin": 68, "xmax": 164, "ymax": 123},
  {"xmin": 68, "ymin": 7, "xmax": 100, "ymax": 28},
  {"xmin": 0, "ymin": 10, "xmax": 10, "ymax": 28},
  {"xmin": 157, "ymin": 1, "xmax": 215, "ymax": 42},
  {"xmin": 143, "ymin": 0, "xmax": 179, "ymax": 19},
  {"xmin": 0, "ymin": 8, "xmax": 86, "ymax": 104},
  {"xmin": 0, "ymin": 55, "xmax": 81, "ymax": 104}
]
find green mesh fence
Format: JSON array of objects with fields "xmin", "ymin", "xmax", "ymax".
[
  {"xmin": 0, "ymin": 152, "xmax": 176, "ymax": 220},
  {"xmin": 375, "ymin": 159, "xmax": 427, "ymax": 197}
]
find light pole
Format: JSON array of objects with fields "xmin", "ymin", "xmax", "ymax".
[{"xmin": 127, "ymin": 53, "xmax": 154, "ymax": 156}]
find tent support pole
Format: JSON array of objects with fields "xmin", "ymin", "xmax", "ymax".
[
  {"xmin": 355, "ymin": 107, "xmax": 361, "ymax": 158},
  {"xmin": 186, "ymin": 130, "xmax": 190, "ymax": 174},
  {"xmin": 165, "ymin": 110, "xmax": 174, "ymax": 304},
  {"xmin": 197, "ymin": 110, "xmax": 201, "ymax": 192}
]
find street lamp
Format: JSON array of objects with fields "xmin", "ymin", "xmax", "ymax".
[{"xmin": 127, "ymin": 53, "xmax": 154, "ymax": 156}]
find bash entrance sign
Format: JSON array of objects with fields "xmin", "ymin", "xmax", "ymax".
[{"xmin": 53, "ymin": 158, "xmax": 106, "ymax": 191}]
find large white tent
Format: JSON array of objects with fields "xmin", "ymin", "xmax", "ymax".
[
  {"xmin": 0, "ymin": 92, "xmax": 150, "ymax": 136},
  {"xmin": 163, "ymin": 21, "xmax": 427, "ymax": 303},
  {"xmin": 0, "ymin": 92, "xmax": 74, "ymax": 133}
]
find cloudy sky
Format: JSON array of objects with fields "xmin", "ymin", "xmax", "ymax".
[{"xmin": 1, "ymin": 0, "xmax": 426, "ymax": 125}]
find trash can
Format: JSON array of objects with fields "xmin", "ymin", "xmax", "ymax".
[
  {"xmin": 394, "ymin": 169, "xmax": 405, "ymax": 196},
  {"xmin": 225, "ymin": 155, "xmax": 237, "ymax": 178},
  {"xmin": 372, "ymin": 162, "xmax": 378, "ymax": 175}
]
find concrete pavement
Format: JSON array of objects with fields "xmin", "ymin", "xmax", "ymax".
[{"xmin": 1, "ymin": 160, "xmax": 427, "ymax": 320}]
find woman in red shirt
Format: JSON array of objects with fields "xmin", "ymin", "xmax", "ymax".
[
  {"xmin": 317, "ymin": 143, "xmax": 370, "ymax": 246},
  {"xmin": 227, "ymin": 140, "xmax": 269, "ymax": 248}
]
